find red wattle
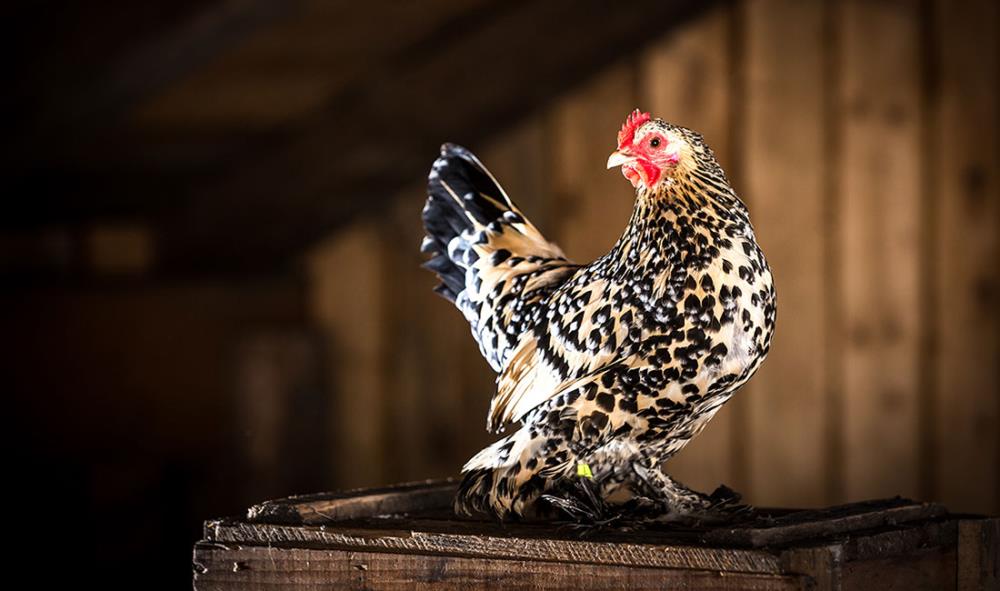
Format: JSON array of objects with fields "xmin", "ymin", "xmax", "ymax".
[{"xmin": 636, "ymin": 159, "xmax": 661, "ymax": 187}]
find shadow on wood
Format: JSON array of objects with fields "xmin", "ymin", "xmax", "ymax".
[{"xmin": 193, "ymin": 480, "xmax": 999, "ymax": 590}]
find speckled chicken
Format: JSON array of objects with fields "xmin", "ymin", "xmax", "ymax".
[{"xmin": 420, "ymin": 110, "xmax": 776, "ymax": 521}]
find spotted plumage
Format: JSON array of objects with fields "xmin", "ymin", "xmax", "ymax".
[{"xmin": 421, "ymin": 111, "xmax": 775, "ymax": 520}]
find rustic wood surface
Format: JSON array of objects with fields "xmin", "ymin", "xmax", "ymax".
[
  {"xmin": 193, "ymin": 545, "xmax": 807, "ymax": 591},
  {"xmin": 837, "ymin": 0, "xmax": 922, "ymax": 504},
  {"xmin": 839, "ymin": 544, "xmax": 957, "ymax": 591},
  {"xmin": 247, "ymin": 479, "xmax": 457, "ymax": 525},
  {"xmin": 957, "ymin": 518, "xmax": 1000, "ymax": 591},
  {"xmin": 235, "ymin": 480, "xmax": 948, "ymax": 551},
  {"xmin": 741, "ymin": 0, "xmax": 829, "ymax": 509},
  {"xmin": 195, "ymin": 481, "xmax": 999, "ymax": 590},
  {"xmin": 206, "ymin": 520, "xmax": 785, "ymax": 574}
]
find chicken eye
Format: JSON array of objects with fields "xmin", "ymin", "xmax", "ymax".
[{"xmin": 649, "ymin": 137, "xmax": 661, "ymax": 148}]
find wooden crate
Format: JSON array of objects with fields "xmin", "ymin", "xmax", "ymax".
[{"xmin": 193, "ymin": 480, "xmax": 999, "ymax": 590}]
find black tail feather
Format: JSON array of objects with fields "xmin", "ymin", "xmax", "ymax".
[{"xmin": 421, "ymin": 143, "xmax": 511, "ymax": 303}]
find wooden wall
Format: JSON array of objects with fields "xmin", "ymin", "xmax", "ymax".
[
  {"xmin": 2, "ymin": 278, "xmax": 313, "ymax": 585},
  {"xmin": 306, "ymin": 0, "xmax": 999, "ymax": 514}
]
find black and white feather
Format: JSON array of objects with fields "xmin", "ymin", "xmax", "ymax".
[{"xmin": 422, "ymin": 143, "xmax": 578, "ymax": 372}]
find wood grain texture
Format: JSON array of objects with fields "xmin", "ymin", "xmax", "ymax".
[
  {"xmin": 195, "ymin": 481, "xmax": 996, "ymax": 590},
  {"xmin": 957, "ymin": 519, "xmax": 1000, "ymax": 591},
  {"xmin": 640, "ymin": 3, "xmax": 738, "ymax": 496},
  {"xmin": 206, "ymin": 521, "xmax": 784, "ymax": 574},
  {"xmin": 228, "ymin": 481, "xmax": 948, "ymax": 553},
  {"xmin": 740, "ymin": 0, "xmax": 828, "ymax": 507},
  {"xmin": 193, "ymin": 545, "xmax": 806, "ymax": 591},
  {"xmin": 702, "ymin": 499, "xmax": 946, "ymax": 547},
  {"xmin": 840, "ymin": 546, "xmax": 957, "ymax": 591},
  {"xmin": 213, "ymin": 502, "xmax": 951, "ymax": 561},
  {"xmin": 932, "ymin": 0, "xmax": 999, "ymax": 514},
  {"xmin": 246, "ymin": 480, "xmax": 456, "ymax": 525},
  {"xmin": 838, "ymin": 519, "xmax": 958, "ymax": 562},
  {"xmin": 780, "ymin": 545, "xmax": 842, "ymax": 591},
  {"xmin": 837, "ymin": 0, "xmax": 922, "ymax": 502}
]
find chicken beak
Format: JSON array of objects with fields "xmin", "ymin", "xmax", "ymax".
[{"xmin": 606, "ymin": 150, "xmax": 633, "ymax": 169}]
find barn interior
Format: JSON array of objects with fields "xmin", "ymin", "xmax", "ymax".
[{"xmin": 3, "ymin": 1, "xmax": 997, "ymax": 588}]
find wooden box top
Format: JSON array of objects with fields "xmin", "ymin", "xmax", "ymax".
[
  {"xmin": 199, "ymin": 478, "xmax": 986, "ymax": 578},
  {"xmin": 195, "ymin": 480, "xmax": 1000, "ymax": 589}
]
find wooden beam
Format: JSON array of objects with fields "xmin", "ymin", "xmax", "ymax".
[
  {"xmin": 931, "ymin": 0, "xmax": 999, "ymax": 515},
  {"xmin": 741, "ymin": 0, "xmax": 828, "ymax": 507},
  {"xmin": 25, "ymin": 0, "xmax": 294, "ymax": 156},
  {"xmin": 837, "ymin": 0, "xmax": 922, "ymax": 503},
  {"xmin": 156, "ymin": 0, "xmax": 724, "ymax": 271}
]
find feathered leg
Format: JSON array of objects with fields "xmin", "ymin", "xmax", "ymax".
[{"xmin": 630, "ymin": 462, "xmax": 753, "ymax": 523}]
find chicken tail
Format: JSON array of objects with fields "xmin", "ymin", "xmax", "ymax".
[
  {"xmin": 420, "ymin": 143, "xmax": 515, "ymax": 302},
  {"xmin": 421, "ymin": 143, "xmax": 574, "ymax": 373},
  {"xmin": 455, "ymin": 427, "xmax": 549, "ymax": 518}
]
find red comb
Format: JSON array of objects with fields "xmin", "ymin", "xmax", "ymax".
[{"xmin": 617, "ymin": 109, "xmax": 651, "ymax": 148}]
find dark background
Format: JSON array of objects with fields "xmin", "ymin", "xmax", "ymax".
[{"xmin": 3, "ymin": 1, "xmax": 997, "ymax": 588}]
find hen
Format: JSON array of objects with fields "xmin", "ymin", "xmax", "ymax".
[{"xmin": 420, "ymin": 110, "xmax": 776, "ymax": 521}]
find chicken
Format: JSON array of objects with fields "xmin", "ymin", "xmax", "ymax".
[{"xmin": 420, "ymin": 110, "xmax": 776, "ymax": 520}]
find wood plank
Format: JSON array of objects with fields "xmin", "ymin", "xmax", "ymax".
[
  {"xmin": 234, "ymin": 481, "xmax": 947, "ymax": 551},
  {"xmin": 206, "ymin": 521, "xmax": 785, "ymax": 574},
  {"xmin": 957, "ymin": 518, "xmax": 1000, "ymax": 591},
  {"xmin": 193, "ymin": 545, "xmax": 805, "ymax": 591},
  {"xmin": 221, "ymin": 501, "xmax": 948, "ymax": 555},
  {"xmin": 548, "ymin": 62, "xmax": 637, "ymax": 260},
  {"xmin": 932, "ymin": 0, "xmax": 999, "ymax": 514},
  {"xmin": 197, "ymin": 480, "xmax": 991, "ymax": 590},
  {"xmin": 837, "ymin": 0, "xmax": 922, "ymax": 502},
  {"xmin": 380, "ymin": 189, "xmax": 471, "ymax": 482},
  {"xmin": 375, "ymin": 196, "xmax": 435, "ymax": 483},
  {"xmin": 306, "ymin": 222, "xmax": 388, "ymax": 488},
  {"xmin": 839, "ymin": 519, "xmax": 958, "ymax": 562},
  {"xmin": 639, "ymin": 4, "xmax": 738, "ymax": 497},
  {"xmin": 247, "ymin": 480, "xmax": 456, "ymax": 525},
  {"xmin": 703, "ymin": 499, "xmax": 946, "ymax": 547},
  {"xmin": 740, "ymin": 0, "xmax": 829, "ymax": 507},
  {"xmin": 779, "ymin": 545, "xmax": 842, "ymax": 591},
  {"xmin": 840, "ymin": 546, "xmax": 957, "ymax": 591}
]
